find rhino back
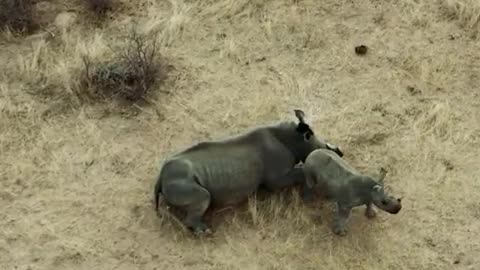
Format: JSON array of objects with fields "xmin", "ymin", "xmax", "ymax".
[
  {"xmin": 305, "ymin": 149, "xmax": 358, "ymax": 195},
  {"xmin": 164, "ymin": 126, "xmax": 296, "ymax": 204},
  {"xmin": 174, "ymin": 139, "xmax": 268, "ymax": 204}
]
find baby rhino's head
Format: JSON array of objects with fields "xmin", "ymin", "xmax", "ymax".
[
  {"xmin": 371, "ymin": 185, "xmax": 402, "ymax": 214},
  {"xmin": 370, "ymin": 167, "xmax": 402, "ymax": 214}
]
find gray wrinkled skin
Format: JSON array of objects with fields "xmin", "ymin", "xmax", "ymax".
[
  {"xmin": 303, "ymin": 149, "xmax": 402, "ymax": 236},
  {"xmin": 154, "ymin": 110, "xmax": 343, "ymax": 236}
]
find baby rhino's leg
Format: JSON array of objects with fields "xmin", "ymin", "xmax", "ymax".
[
  {"xmin": 333, "ymin": 203, "xmax": 351, "ymax": 236},
  {"xmin": 365, "ymin": 202, "xmax": 377, "ymax": 219}
]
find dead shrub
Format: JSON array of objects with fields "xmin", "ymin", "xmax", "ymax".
[
  {"xmin": 80, "ymin": 29, "xmax": 167, "ymax": 105},
  {"xmin": 0, "ymin": 0, "xmax": 39, "ymax": 34}
]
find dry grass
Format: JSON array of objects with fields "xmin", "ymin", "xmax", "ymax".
[
  {"xmin": 440, "ymin": 0, "xmax": 480, "ymax": 29},
  {"xmin": 0, "ymin": 0, "xmax": 39, "ymax": 34},
  {"xmin": 1, "ymin": 0, "xmax": 480, "ymax": 269}
]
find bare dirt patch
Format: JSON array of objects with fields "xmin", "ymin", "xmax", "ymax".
[{"xmin": 1, "ymin": 0, "xmax": 479, "ymax": 270}]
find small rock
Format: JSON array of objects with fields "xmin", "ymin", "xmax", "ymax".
[
  {"xmin": 453, "ymin": 252, "xmax": 464, "ymax": 265},
  {"xmin": 354, "ymin": 45, "xmax": 368, "ymax": 55},
  {"xmin": 442, "ymin": 159, "xmax": 454, "ymax": 171},
  {"xmin": 424, "ymin": 237, "xmax": 437, "ymax": 247},
  {"xmin": 406, "ymin": 86, "xmax": 421, "ymax": 95},
  {"xmin": 54, "ymin": 12, "xmax": 77, "ymax": 30}
]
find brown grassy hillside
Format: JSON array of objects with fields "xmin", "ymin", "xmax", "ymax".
[{"xmin": 1, "ymin": 0, "xmax": 479, "ymax": 269}]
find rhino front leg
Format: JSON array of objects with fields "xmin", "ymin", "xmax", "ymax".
[
  {"xmin": 163, "ymin": 181, "xmax": 212, "ymax": 236},
  {"xmin": 302, "ymin": 170, "xmax": 317, "ymax": 203},
  {"xmin": 365, "ymin": 202, "xmax": 377, "ymax": 219},
  {"xmin": 332, "ymin": 203, "xmax": 351, "ymax": 236}
]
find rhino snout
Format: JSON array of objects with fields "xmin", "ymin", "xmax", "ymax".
[
  {"xmin": 377, "ymin": 197, "xmax": 402, "ymax": 214},
  {"xmin": 388, "ymin": 202, "xmax": 402, "ymax": 214}
]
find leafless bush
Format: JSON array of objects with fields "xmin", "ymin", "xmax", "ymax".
[
  {"xmin": 0, "ymin": 0, "xmax": 39, "ymax": 34},
  {"xmin": 80, "ymin": 29, "xmax": 167, "ymax": 104}
]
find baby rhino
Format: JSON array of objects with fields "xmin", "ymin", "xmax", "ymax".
[{"xmin": 303, "ymin": 149, "xmax": 402, "ymax": 236}]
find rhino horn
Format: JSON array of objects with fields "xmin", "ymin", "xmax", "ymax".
[
  {"xmin": 326, "ymin": 143, "xmax": 344, "ymax": 157},
  {"xmin": 294, "ymin": 109, "xmax": 306, "ymax": 123}
]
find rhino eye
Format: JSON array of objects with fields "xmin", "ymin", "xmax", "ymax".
[
  {"xmin": 303, "ymin": 131, "xmax": 313, "ymax": 141},
  {"xmin": 381, "ymin": 199, "xmax": 388, "ymax": 205}
]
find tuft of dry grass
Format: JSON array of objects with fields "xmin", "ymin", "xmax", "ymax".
[
  {"xmin": 0, "ymin": 0, "xmax": 39, "ymax": 34},
  {"xmin": 440, "ymin": 0, "xmax": 480, "ymax": 30},
  {"xmin": 80, "ymin": 28, "xmax": 167, "ymax": 104}
]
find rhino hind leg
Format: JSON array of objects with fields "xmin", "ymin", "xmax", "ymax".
[{"xmin": 163, "ymin": 181, "xmax": 212, "ymax": 236}]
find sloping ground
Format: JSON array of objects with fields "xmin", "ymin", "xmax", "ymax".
[{"xmin": 1, "ymin": 0, "xmax": 479, "ymax": 269}]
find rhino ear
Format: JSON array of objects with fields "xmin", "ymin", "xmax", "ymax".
[
  {"xmin": 303, "ymin": 131, "xmax": 312, "ymax": 141},
  {"xmin": 372, "ymin": 184, "xmax": 383, "ymax": 193},
  {"xmin": 378, "ymin": 167, "xmax": 387, "ymax": 186},
  {"xmin": 294, "ymin": 109, "xmax": 306, "ymax": 123},
  {"xmin": 294, "ymin": 110, "xmax": 314, "ymax": 139},
  {"xmin": 297, "ymin": 122, "xmax": 313, "ymax": 140}
]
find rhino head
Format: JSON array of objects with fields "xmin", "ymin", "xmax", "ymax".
[
  {"xmin": 275, "ymin": 109, "xmax": 344, "ymax": 164},
  {"xmin": 370, "ymin": 168, "xmax": 402, "ymax": 214}
]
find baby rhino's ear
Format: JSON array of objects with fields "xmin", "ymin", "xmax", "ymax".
[
  {"xmin": 372, "ymin": 184, "xmax": 383, "ymax": 193},
  {"xmin": 378, "ymin": 167, "xmax": 387, "ymax": 186}
]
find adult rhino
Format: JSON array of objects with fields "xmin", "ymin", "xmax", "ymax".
[{"xmin": 153, "ymin": 109, "xmax": 344, "ymax": 236}]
